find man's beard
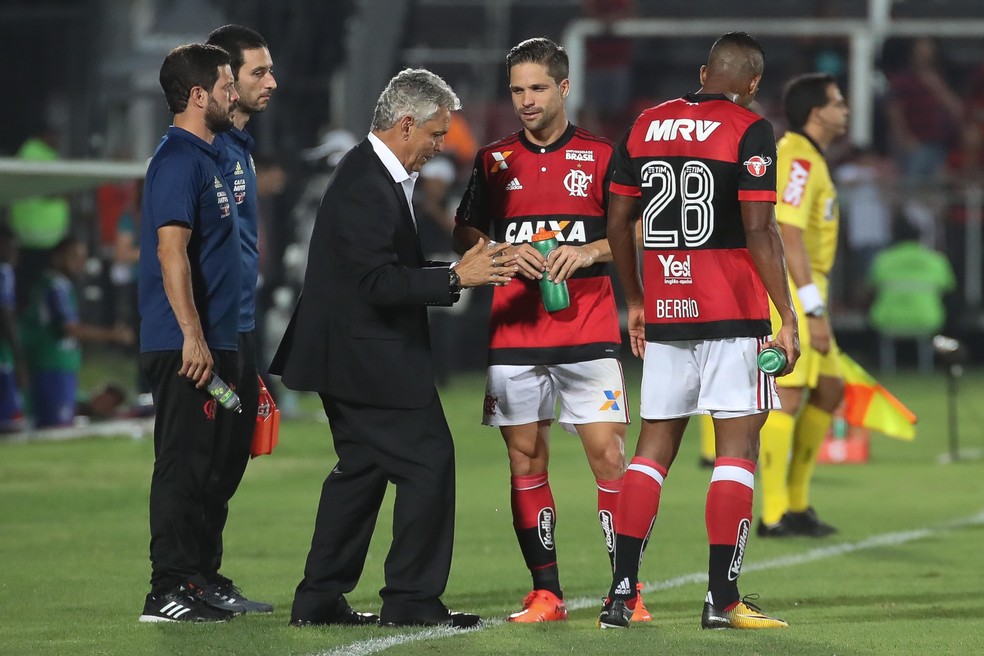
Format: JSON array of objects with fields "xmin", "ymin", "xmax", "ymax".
[
  {"xmin": 236, "ymin": 94, "xmax": 266, "ymax": 115},
  {"xmin": 205, "ymin": 97, "xmax": 235, "ymax": 133}
]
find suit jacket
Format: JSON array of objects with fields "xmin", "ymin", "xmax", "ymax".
[{"xmin": 269, "ymin": 138, "xmax": 456, "ymax": 409}]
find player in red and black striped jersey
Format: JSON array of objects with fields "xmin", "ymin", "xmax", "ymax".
[
  {"xmin": 599, "ymin": 32, "xmax": 800, "ymax": 630},
  {"xmin": 453, "ymin": 37, "xmax": 648, "ymax": 624},
  {"xmin": 456, "ymin": 118, "xmax": 620, "ymax": 362}
]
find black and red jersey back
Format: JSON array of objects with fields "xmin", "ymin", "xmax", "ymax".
[
  {"xmin": 610, "ymin": 93, "xmax": 779, "ymax": 341},
  {"xmin": 456, "ymin": 124, "xmax": 621, "ymax": 365}
]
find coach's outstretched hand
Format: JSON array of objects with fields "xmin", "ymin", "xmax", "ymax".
[{"xmin": 455, "ymin": 239, "xmax": 518, "ymax": 287}]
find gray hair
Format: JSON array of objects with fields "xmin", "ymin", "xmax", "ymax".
[{"xmin": 370, "ymin": 68, "xmax": 461, "ymax": 131}]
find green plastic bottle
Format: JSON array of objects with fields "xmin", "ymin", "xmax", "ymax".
[
  {"xmin": 757, "ymin": 347, "xmax": 787, "ymax": 375},
  {"xmin": 531, "ymin": 229, "xmax": 570, "ymax": 312}
]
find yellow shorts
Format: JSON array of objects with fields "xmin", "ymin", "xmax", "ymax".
[{"xmin": 769, "ymin": 274, "xmax": 841, "ymax": 390}]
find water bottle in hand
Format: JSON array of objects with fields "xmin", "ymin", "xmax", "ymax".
[
  {"xmin": 206, "ymin": 373, "xmax": 243, "ymax": 413},
  {"xmin": 757, "ymin": 347, "xmax": 787, "ymax": 375},
  {"xmin": 531, "ymin": 229, "xmax": 570, "ymax": 312}
]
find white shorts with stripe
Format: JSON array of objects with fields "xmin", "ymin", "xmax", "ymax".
[
  {"xmin": 639, "ymin": 337, "xmax": 779, "ymax": 420},
  {"xmin": 482, "ymin": 359, "xmax": 630, "ymax": 433}
]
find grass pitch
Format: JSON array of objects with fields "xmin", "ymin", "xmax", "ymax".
[{"xmin": 1, "ymin": 362, "xmax": 983, "ymax": 655}]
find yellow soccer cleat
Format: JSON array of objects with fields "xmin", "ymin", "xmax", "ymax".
[
  {"xmin": 701, "ymin": 595, "xmax": 788, "ymax": 630},
  {"xmin": 631, "ymin": 582, "xmax": 652, "ymax": 622},
  {"xmin": 507, "ymin": 589, "xmax": 568, "ymax": 623}
]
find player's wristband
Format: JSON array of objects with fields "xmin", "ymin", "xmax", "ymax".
[{"xmin": 797, "ymin": 283, "xmax": 824, "ymax": 316}]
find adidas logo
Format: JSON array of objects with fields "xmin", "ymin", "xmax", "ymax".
[
  {"xmin": 505, "ymin": 178, "xmax": 523, "ymax": 191},
  {"xmin": 159, "ymin": 601, "xmax": 192, "ymax": 620},
  {"xmin": 234, "ymin": 161, "xmax": 244, "ymax": 175},
  {"xmin": 614, "ymin": 577, "xmax": 632, "ymax": 596}
]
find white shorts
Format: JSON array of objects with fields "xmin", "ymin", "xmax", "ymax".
[
  {"xmin": 482, "ymin": 359, "xmax": 630, "ymax": 434},
  {"xmin": 639, "ymin": 337, "xmax": 779, "ymax": 420}
]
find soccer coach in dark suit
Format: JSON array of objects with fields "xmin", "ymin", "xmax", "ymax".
[{"xmin": 270, "ymin": 68, "xmax": 515, "ymax": 628}]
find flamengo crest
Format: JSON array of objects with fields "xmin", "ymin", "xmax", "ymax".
[{"xmin": 564, "ymin": 169, "xmax": 593, "ymax": 197}]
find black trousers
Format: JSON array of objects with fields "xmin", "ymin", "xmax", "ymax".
[
  {"xmin": 142, "ymin": 349, "xmax": 240, "ymax": 594},
  {"xmin": 200, "ymin": 331, "xmax": 259, "ymax": 581},
  {"xmin": 291, "ymin": 393, "xmax": 456, "ymax": 621}
]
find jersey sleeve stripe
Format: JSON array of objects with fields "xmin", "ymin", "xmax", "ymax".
[
  {"xmin": 738, "ymin": 189, "xmax": 777, "ymax": 203},
  {"xmin": 609, "ymin": 181, "xmax": 641, "ymax": 197}
]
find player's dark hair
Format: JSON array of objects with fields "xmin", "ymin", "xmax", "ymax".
[
  {"xmin": 710, "ymin": 32, "xmax": 765, "ymax": 63},
  {"xmin": 159, "ymin": 43, "xmax": 231, "ymax": 114},
  {"xmin": 783, "ymin": 72, "xmax": 836, "ymax": 130},
  {"xmin": 206, "ymin": 24, "xmax": 268, "ymax": 79},
  {"xmin": 507, "ymin": 37, "xmax": 569, "ymax": 84}
]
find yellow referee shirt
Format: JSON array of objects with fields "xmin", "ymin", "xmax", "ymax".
[
  {"xmin": 771, "ymin": 130, "xmax": 841, "ymax": 388},
  {"xmin": 775, "ymin": 131, "xmax": 839, "ymax": 277}
]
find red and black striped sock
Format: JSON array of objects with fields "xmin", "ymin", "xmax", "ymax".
[
  {"xmin": 596, "ymin": 476, "xmax": 623, "ymax": 572},
  {"xmin": 706, "ymin": 457, "xmax": 756, "ymax": 610},
  {"xmin": 511, "ymin": 472, "xmax": 561, "ymax": 598},
  {"xmin": 609, "ymin": 457, "xmax": 667, "ymax": 601}
]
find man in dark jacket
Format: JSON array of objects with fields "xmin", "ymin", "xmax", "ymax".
[{"xmin": 270, "ymin": 68, "xmax": 514, "ymax": 628}]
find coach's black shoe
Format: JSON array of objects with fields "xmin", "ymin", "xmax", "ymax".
[
  {"xmin": 380, "ymin": 605, "xmax": 480, "ymax": 629},
  {"xmin": 785, "ymin": 507, "xmax": 837, "ymax": 537},
  {"xmin": 290, "ymin": 595, "xmax": 379, "ymax": 627},
  {"xmin": 597, "ymin": 597, "xmax": 633, "ymax": 629},
  {"xmin": 756, "ymin": 515, "xmax": 796, "ymax": 538},
  {"xmin": 139, "ymin": 584, "xmax": 236, "ymax": 623},
  {"xmin": 204, "ymin": 579, "xmax": 274, "ymax": 614}
]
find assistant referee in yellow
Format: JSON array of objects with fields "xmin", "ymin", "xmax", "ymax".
[{"xmin": 758, "ymin": 72, "xmax": 849, "ymax": 538}]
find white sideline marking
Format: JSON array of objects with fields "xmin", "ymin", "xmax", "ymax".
[
  {"xmin": 312, "ymin": 510, "xmax": 984, "ymax": 655},
  {"xmin": 315, "ymin": 621, "xmax": 496, "ymax": 656}
]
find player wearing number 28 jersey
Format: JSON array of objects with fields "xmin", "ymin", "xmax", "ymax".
[
  {"xmin": 600, "ymin": 32, "xmax": 798, "ymax": 631},
  {"xmin": 609, "ymin": 94, "xmax": 777, "ymax": 340}
]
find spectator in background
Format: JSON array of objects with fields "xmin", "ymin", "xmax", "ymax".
[
  {"xmin": 834, "ymin": 146, "xmax": 894, "ymax": 308},
  {"xmin": 252, "ymin": 154, "xmax": 287, "ymax": 386},
  {"xmin": 0, "ymin": 224, "xmax": 27, "ymax": 432},
  {"xmin": 884, "ymin": 38, "xmax": 963, "ymax": 238},
  {"xmin": 96, "ymin": 176, "xmax": 140, "ymax": 255},
  {"xmin": 110, "ymin": 199, "xmax": 140, "ymax": 327},
  {"xmin": 868, "ymin": 216, "xmax": 956, "ymax": 374},
  {"xmin": 441, "ymin": 113, "xmax": 479, "ymax": 178},
  {"xmin": 8, "ymin": 126, "xmax": 71, "ymax": 311},
  {"xmin": 416, "ymin": 155, "xmax": 460, "ymax": 385},
  {"xmin": 580, "ymin": 0, "xmax": 635, "ymax": 141},
  {"xmin": 957, "ymin": 60, "xmax": 984, "ymax": 180},
  {"xmin": 20, "ymin": 236, "xmax": 133, "ymax": 428},
  {"xmin": 885, "ymin": 38, "xmax": 962, "ymax": 180}
]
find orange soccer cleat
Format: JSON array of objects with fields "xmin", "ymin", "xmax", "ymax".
[
  {"xmin": 631, "ymin": 582, "xmax": 652, "ymax": 622},
  {"xmin": 507, "ymin": 589, "xmax": 568, "ymax": 623}
]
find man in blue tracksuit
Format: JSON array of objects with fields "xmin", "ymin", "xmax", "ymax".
[{"xmin": 201, "ymin": 24, "xmax": 278, "ymax": 615}]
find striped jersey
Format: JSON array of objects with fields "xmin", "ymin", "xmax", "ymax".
[
  {"xmin": 455, "ymin": 123, "xmax": 621, "ymax": 365},
  {"xmin": 775, "ymin": 130, "xmax": 839, "ymax": 276},
  {"xmin": 609, "ymin": 93, "xmax": 778, "ymax": 341}
]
